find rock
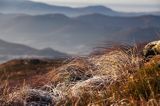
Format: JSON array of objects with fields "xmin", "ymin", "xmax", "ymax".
[
  {"xmin": 25, "ymin": 89, "xmax": 53, "ymax": 106},
  {"xmin": 143, "ymin": 40, "xmax": 160, "ymax": 58},
  {"xmin": 8, "ymin": 88, "xmax": 54, "ymax": 106}
]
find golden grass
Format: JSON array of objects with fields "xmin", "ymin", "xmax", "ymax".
[{"xmin": 1, "ymin": 44, "xmax": 160, "ymax": 106}]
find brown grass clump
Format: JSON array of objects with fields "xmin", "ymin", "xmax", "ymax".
[
  {"xmin": 6, "ymin": 86, "xmax": 54, "ymax": 106},
  {"xmin": 125, "ymin": 56, "xmax": 160, "ymax": 100},
  {"xmin": 46, "ymin": 57, "xmax": 94, "ymax": 85},
  {"xmin": 67, "ymin": 76, "xmax": 115, "ymax": 105},
  {"xmin": 58, "ymin": 49, "xmax": 142, "ymax": 106}
]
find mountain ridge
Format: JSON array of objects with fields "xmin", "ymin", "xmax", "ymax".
[
  {"xmin": 0, "ymin": 13, "xmax": 159, "ymax": 54},
  {"xmin": 0, "ymin": 0, "xmax": 159, "ymax": 16},
  {"xmin": 0, "ymin": 39, "xmax": 67, "ymax": 62}
]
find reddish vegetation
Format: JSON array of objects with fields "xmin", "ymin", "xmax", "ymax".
[{"xmin": 0, "ymin": 58, "xmax": 67, "ymax": 89}]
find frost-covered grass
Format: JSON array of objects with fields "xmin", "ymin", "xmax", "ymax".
[{"xmin": 1, "ymin": 45, "xmax": 160, "ymax": 106}]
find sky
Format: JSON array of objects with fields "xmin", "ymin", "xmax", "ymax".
[{"xmin": 31, "ymin": 0, "xmax": 160, "ymax": 12}]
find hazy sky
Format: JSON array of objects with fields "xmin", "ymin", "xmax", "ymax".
[{"xmin": 31, "ymin": 0, "xmax": 160, "ymax": 12}]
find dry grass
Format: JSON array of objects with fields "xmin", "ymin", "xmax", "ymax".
[{"xmin": 1, "ymin": 44, "xmax": 160, "ymax": 106}]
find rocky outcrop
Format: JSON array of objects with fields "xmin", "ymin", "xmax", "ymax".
[{"xmin": 143, "ymin": 40, "xmax": 160, "ymax": 58}]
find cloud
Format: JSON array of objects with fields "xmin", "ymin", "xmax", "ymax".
[
  {"xmin": 31, "ymin": 0, "xmax": 160, "ymax": 5},
  {"xmin": 31, "ymin": 0, "xmax": 160, "ymax": 12}
]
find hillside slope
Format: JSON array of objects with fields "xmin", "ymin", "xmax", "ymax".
[{"xmin": 0, "ymin": 39, "xmax": 67, "ymax": 62}]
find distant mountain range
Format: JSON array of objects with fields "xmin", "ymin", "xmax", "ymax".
[
  {"xmin": 0, "ymin": 0, "xmax": 160, "ymax": 55},
  {"xmin": 0, "ymin": 0, "xmax": 159, "ymax": 16},
  {"xmin": 0, "ymin": 13, "xmax": 159, "ymax": 54},
  {"xmin": 0, "ymin": 39, "xmax": 67, "ymax": 62}
]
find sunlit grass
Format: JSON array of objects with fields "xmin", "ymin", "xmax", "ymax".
[{"xmin": 0, "ymin": 43, "xmax": 160, "ymax": 106}]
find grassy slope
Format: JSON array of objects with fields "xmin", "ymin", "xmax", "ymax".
[
  {"xmin": 0, "ymin": 58, "xmax": 67, "ymax": 89},
  {"xmin": 0, "ymin": 46, "xmax": 160, "ymax": 105}
]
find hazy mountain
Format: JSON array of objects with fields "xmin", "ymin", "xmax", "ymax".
[
  {"xmin": 0, "ymin": 0, "xmax": 74, "ymax": 15},
  {"xmin": 0, "ymin": 39, "xmax": 67, "ymax": 62},
  {"xmin": 0, "ymin": 13, "xmax": 159, "ymax": 54},
  {"xmin": 0, "ymin": 0, "xmax": 159, "ymax": 16},
  {"xmin": 110, "ymin": 27, "xmax": 160, "ymax": 43}
]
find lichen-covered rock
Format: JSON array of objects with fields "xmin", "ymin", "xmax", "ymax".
[{"xmin": 143, "ymin": 40, "xmax": 160, "ymax": 58}]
